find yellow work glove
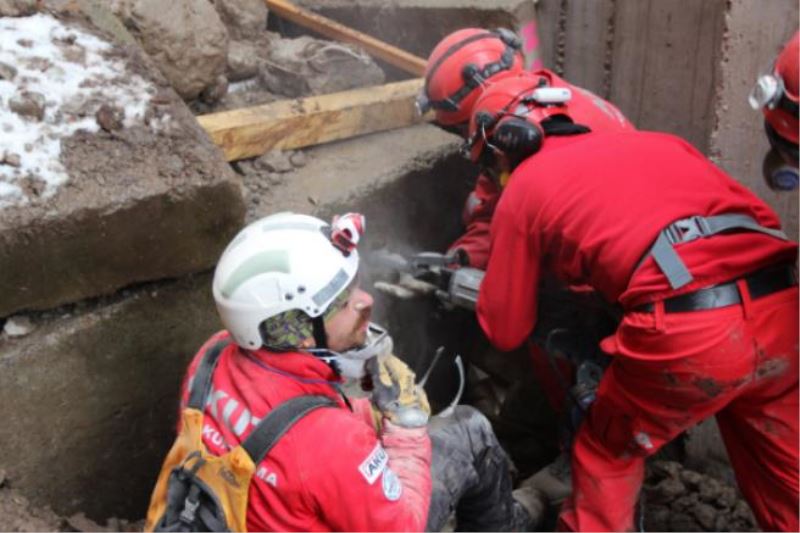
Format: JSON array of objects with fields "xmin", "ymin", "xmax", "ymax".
[{"xmin": 366, "ymin": 354, "xmax": 431, "ymax": 428}]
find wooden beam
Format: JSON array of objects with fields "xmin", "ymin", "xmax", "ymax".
[
  {"xmin": 198, "ymin": 79, "xmax": 430, "ymax": 162},
  {"xmin": 264, "ymin": 0, "xmax": 427, "ymax": 77}
]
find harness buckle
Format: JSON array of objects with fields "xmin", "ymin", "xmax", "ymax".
[{"xmin": 667, "ymin": 215, "xmax": 712, "ymax": 244}]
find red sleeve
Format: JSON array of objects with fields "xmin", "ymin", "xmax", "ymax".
[
  {"xmin": 448, "ymin": 174, "xmax": 501, "ymax": 269},
  {"xmin": 304, "ymin": 410, "xmax": 431, "ymax": 532},
  {"xmin": 477, "ymin": 202, "xmax": 542, "ymax": 351}
]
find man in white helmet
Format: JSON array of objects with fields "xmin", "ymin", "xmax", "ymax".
[{"xmin": 158, "ymin": 212, "xmax": 537, "ymax": 531}]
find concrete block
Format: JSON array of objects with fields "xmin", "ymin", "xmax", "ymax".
[
  {"xmin": 608, "ymin": 0, "xmax": 726, "ymax": 151},
  {"xmin": 275, "ymin": 0, "xmax": 539, "ymax": 71},
  {"xmin": 709, "ymin": 0, "xmax": 799, "ymax": 239},
  {"xmin": 0, "ymin": 12, "xmax": 245, "ymax": 317},
  {"xmin": 0, "ymin": 274, "xmax": 220, "ymax": 519}
]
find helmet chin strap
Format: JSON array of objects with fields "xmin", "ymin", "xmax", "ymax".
[
  {"xmin": 311, "ymin": 315, "xmax": 328, "ymax": 349},
  {"xmin": 308, "ymin": 323, "xmax": 392, "ymax": 379}
]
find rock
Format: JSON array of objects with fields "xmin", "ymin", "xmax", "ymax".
[
  {"xmin": 3, "ymin": 316, "xmax": 34, "ymax": 337},
  {"xmin": 262, "ymin": 36, "xmax": 384, "ymax": 97},
  {"xmin": 0, "ymin": 61, "xmax": 17, "ymax": 81},
  {"xmin": 643, "ymin": 504, "xmax": 670, "ymax": 531},
  {"xmin": 650, "ymin": 460, "xmax": 682, "ymax": 480},
  {"xmin": 715, "ymin": 486, "xmax": 737, "ymax": 509},
  {"xmin": 691, "ymin": 502, "xmax": 717, "ymax": 530},
  {"xmin": 672, "ymin": 492, "xmax": 699, "ymax": 511},
  {"xmin": 713, "ymin": 514, "xmax": 730, "ymax": 531},
  {"xmin": 227, "ymin": 39, "xmax": 261, "ymax": 81},
  {"xmin": 9, "ymin": 90, "xmax": 45, "ymax": 121},
  {"xmin": 213, "ymin": 0, "xmax": 267, "ymax": 39},
  {"xmin": 3, "ymin": 152, "xmax": 21, "ymax": 167},
  {"xmin": 289, "ymin": 150, "xmax": 308, "ymax": 168},
  {"xmin": 698, "ymin": 477, "xmax": 722, "ymax": 502},
  {"xmin": 679, "ymin": 468, "xmax": 704, "ymax": 487},
  {"xmin": 200, "ymin": 74, "xmax": 229, "ymax": 104},
  {"xmin": 255, "ymin": 150, "xmax": 294, "ymax": 173},
  {"xmin": 0, "ymin": 0, "xmax": 36, "ymax": 16},
  {"xmin": 111, "ymin": 0, "xmax": 229, "ymax": 100},
  {"xmin": 95, "ymin": 104, "xmax": 125, "ymax": 132},
  {"xmin": 0, "ymin": 468, "xmax": 6, "ymax": 487},
  {"xmin": 731, "ymin": 500, "xmax": 755, "ymax": 522},
  {"xmin": 61, "ymin": 43, "xmax": 87, "ymax": 66},
  {"xmin": 669, "ymin": 512, "xmax": 703, "ymax": 532},
  {"xmin": 66, "ymin": 511, "xmax": 109, "ymax": 532},
  {"xmin": 645, "ymin": 477, "xmax": 685, "ymax": 504}
]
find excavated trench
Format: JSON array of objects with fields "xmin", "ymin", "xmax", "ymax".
[{"xmin": 0, "ymin": 3, "xmax": 767, "ymax": 529}]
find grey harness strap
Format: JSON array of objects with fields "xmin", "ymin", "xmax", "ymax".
[{"xmin": 644, "ymin": 214, "xmax": 789, "ymax": 290}]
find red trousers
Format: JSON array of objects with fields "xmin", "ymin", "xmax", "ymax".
[{"xmin": 558, "ymin": 285, "xmax": 799, "ymax": 532}]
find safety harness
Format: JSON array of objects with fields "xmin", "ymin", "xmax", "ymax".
[
  {"xmin": 641, "ymin": 214, "xmax": 789, "ymax": 290},
  {"xmin": 145, "ymin": 341, "xmax": 337, "ymax": 532}
]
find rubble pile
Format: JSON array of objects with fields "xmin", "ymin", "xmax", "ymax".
[
  {"xmin": 643, "ymin": 461, "xmax": 757, "ymax": 532},
  {"xmin": 0, "ymin": 472, "xmax": 143, "ymax": 533}
]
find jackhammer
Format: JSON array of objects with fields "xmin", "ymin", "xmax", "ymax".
[{"xmin": 369, "ymin": 250, "xmax": 484, "ymax": 310}]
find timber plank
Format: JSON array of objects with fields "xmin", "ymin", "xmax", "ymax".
[{"xmin": 198, "ymin": 79, "xmax": 428, "ymax": 161}]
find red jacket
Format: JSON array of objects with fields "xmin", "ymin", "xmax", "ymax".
[
  {"xmin": 477, "ymin": 131, "xmax": 797, "ymax": 351},
  {"xmin": 178, "ymin": 331, "xmax": 432, "ymax": 532},
  {"xmin": 448, "ymin": 173, "xmax": 500, "ymax": 269}
]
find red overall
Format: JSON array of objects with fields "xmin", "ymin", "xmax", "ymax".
[
  {"xmin": 177, "ymin": 331, "xmax": 432, "ymax": 532},
  {"xmin": 476, "ymin": 130, "xmax": 799, "ymax": 531}
]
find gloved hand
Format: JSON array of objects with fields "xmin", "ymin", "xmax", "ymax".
[{"xmin": 366, "ymin": 354, "xmax": 431, "ymax": 428}]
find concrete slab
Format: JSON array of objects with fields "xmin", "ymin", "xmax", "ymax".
[
  {"xmin": 0, "ymin": 124, "xmax": 476, "ymax": 519},
  {"xmin": 0, "ymin": 10, "xmax": 245, "ymax": 317},
  {"xmin": 536, "ymin": 0, "xmax": 726, "ymax": 151},
  {"xmin": 535, "ymin": 0, "xmax": 615, "ymax": 96},
  {"xmin": 709, "ymin": 0, "xmax": 799, "ymax": 239},
  {"xmin": 0, "ymin": 273, "xmax": 220, "ymax": 520}
]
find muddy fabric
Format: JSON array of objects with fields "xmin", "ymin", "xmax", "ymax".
[
  {"xmin": 425, "ymin": 406, "xmax": 530, "ymax": 532},
  {"xmin": 559, "ymin": 287, "xmax": 799, "ymax": 531}
]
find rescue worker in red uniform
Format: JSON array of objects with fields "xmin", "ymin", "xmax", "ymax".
[
  {"xmin": 467, "ymin": 76, "xmax": 800, "ymax": 531},
  {"xmin": 417, "ymin": 27, "xmax": 525, "ymax": 269},
  {"xmin": 749, "ymin": 30, "xmax": 799, "ymax": 191},
  {"xmin": 170, "ymin": 212, "xmax": 536, "ymax": 531},
  {"xmin": 418, "ymin": 30, "xmax": 635, "ymax": 411}
]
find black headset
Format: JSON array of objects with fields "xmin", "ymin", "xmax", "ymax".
[{"xmin": 470, "ymin": 99, "xmax": 591, "ymax": 171}]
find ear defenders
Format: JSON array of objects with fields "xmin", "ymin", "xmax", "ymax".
[{"xmin": 472, "ymin": 106, "xmax": 545, "ymax": 167}]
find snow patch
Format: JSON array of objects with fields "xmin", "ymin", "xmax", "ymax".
[{"xmin": 0, "ymin": 14, "xmax": 165, "ymax": 208}]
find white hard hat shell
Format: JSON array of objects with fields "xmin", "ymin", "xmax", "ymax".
[{"xmin": 212, "ymin": 212, "xmax": 359, "ymax": 349}]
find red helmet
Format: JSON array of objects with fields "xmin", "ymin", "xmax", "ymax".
[
  {"xmin": 466, "ymin": 70, "xmax": 634, "ymax": 166},
  {"xmin": 417, "ymin": 28, "xmax": 525, "ymax": 131},
  {"xmin": 750, "ymin": 31, "xmax": 799, "ymax": 145}
]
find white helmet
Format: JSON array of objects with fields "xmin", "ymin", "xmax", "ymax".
[{"xmin": 212, "ymin": 212, "xmax": 362, "ymax": 349}]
